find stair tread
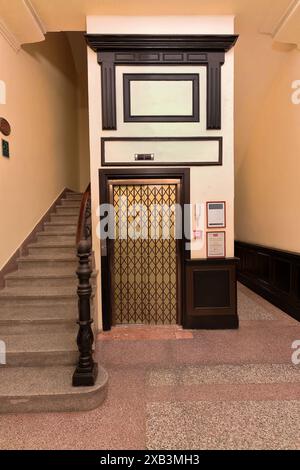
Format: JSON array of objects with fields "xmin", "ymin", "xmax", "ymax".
[
  {"xmin": 44, "ymin": 221, "xmax": 77, "ymax": 226},
  {"xmin": 0, "ymin": 304, "xmax": 77, "ymax": 322},
  {"xmin": 51, "ymin": 213, "xmax": 77, "ymax": 218},
  {"xmin": 0, "ymin": 365, "xmax": 106, "ymax": 400},
  {"xmin": 0, "ymin": 317, "xmax": 76, "ymax": 326},
  {"xmin": 5, "ymin": 271, "xmax": 95, "ymax": 280},
  {"xmin": 5, "ymin": 271, "xmax": 77, "ymax": 280},
  {"xmin": 37, "ymin": 231, "xmax": 75, "ymax": 237},
  {"xmin": 0, "ymin": 286, "xmax": 76, "ymax": 298},
  {"xmin": 0, "ymin": 366, "xmax": 76, "ymax": 396},
  {"xmin": 56, "ymin": 203, "xmax": 80, "ymax": 207},
  {"xmin": 28, "ymin": 241, "xmax": 76, "ymax": 248},
  {"xmin": 18, "ymin": 253, "xmax": 76, "ymax": 261},
  {"xmin": 59, "ymin": 202, "xmax": 81, "ymax": 207},
  {"xmin": 1, "ymin": 333, "xmax": 77, "ymax": 353},
  {"xmin": 56, "ymin": 207, "xmax": 79, "ymax": 212}
]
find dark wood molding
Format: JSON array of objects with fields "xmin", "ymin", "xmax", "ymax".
[
  {"xmin": 207, "ymin": 53, "xmax": 224, "ymax": 130},
  {"xmin": 235, "ymin": 241, "xmax": 300, "ymax": 323},
  {"xmin": 123, "ymin": 73, "xmax": 200, "ymax": 123},
  {"xmin": 99, "ymin": 52, "xmax": 116, "ymax": 131},
  {"xmin": 86, "ymin": 34, "xmax": 238, "ymax": 131},
  {"xmin": 86, "ymin": 34, "xmax": 238, "ymax": 52},
  {"xmin": 0, "ymin": 188, "xmax": 73, "ymax": 289},
  {"xmin": 101, "ymin": 136, "xmax": 223, "ymax": 167},
  {"xmin": 184, "ymin": 257, "xmax": 239, "ymax": 329},
  {"xmin": 99, "ymin": 168, "xmax": 191, "ymax": 331}
]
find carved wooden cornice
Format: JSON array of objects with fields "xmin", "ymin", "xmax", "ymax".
[
  {"xmin": 85, "ymin": 34, "xmax": 238, "ymax": 53},
  {"xmin": 85, "ymin": 34, "xmax": 239, "ymax": 131}
]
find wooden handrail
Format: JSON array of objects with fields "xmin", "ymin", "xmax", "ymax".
[{"xmin": 76, "ymin": 184, "xmax": 91, "ymax": 246}]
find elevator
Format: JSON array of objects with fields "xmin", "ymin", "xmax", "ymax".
[{"xmin": 109, "ymin": 179, "xmax": 181, "ymax": 326}]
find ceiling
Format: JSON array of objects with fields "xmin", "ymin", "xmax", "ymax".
[
  {"xmin": 0, "ymin": 0, "xmax": 299, "ymax": 49},
  {"xmin": 0, "ymin": 0, "xmax": 299, "ymax": 163}
]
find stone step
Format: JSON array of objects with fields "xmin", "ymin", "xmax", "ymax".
[
  {"xmin": 50, "ymin": 214, "xmax": 78, "ymax": 225},
  {"xmin": 0, "ymin": 318, "xmax": 77, "ymax": 336},
  {"xmin": 0, "ymin": 286, "xmax": 77, "ymax": 307},
  {"xmin": 65, "ymin": 193, "xmax": 83, "ymax": 201},
  {"xmin": 60, "ymin": 200, "xmax": 81, "ymax": 208},
  {"xmin": 55, "ymin": 206, "xmax": 79, "ymax": 216},
  {"xmin": 0, "ymin": 365, "xmax": 108, "ymax": 414},
  {"xmin": 4, "ymin": 271, "xmax": 78, "ymax": 289},
  {"xmin": 28, "ymin": 242, "xmax": 76, "ymax": 256},
  {"xmin": 17, "ymin": 254, "xmax": 77, "ymax": 273},
  {"xmin": 0, "ymin": 189, "xmax": 107, "ymax": 414},
  {"xmin": 36, "ymin": 231, "xmax": 76, "ymax": 244},
  {"xmin": 0, "ymin": 303, "xmax": 77, "ymax": 322},
  {"xmin": 1, "ymin": 332, "xmax": 78, "ymax": 366},
  {"xmin": 44, "ymin": 222, "xmax": 77, "ymax": 233}
]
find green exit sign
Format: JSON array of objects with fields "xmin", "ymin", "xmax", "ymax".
[{"xmin": 2, "ymin": 139, "xmax": 9, "ymax": 158}]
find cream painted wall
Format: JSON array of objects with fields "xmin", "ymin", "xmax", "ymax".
[
  {"xmin": 235, "ymin": 48, "xmax": 300, "ymax": 253},
  {"xmin": 66, "ymin": 32, "xmax": 91, "ymax": 192},
  {"xmin": 0, "ymin": 32, "xmax": 79, "ymax": 269},
  {"xmin": 87, "ymin": 16, "xmax": 235, "ymax": 329}
]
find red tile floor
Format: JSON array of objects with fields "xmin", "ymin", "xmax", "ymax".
[{"xmin": 98, "ymin": 325, "xmax": 194, "ymax": 341}]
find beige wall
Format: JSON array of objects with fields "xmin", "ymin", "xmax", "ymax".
[
  {"xmin": 87, "ymin": 16, "xmax": 235, "ymax": 328},
  {"xmin": 66, "ymin": 32, "xmax": 91, "ymax": 192},
  {"xmin": 0, "ymin": 32, "xmax": 80, "ymax": 269},
  {"xmin": 235, "ymin": 49, "xmax": 300, "ymax": 253}
]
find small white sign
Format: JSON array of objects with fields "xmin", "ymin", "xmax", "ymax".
[
  {"xmin": 207, "ymin": 231, "xmax": 226, "ymax": 258},
  {"xmin": 0, "ymin": 81, "xmax": 6, "ymax": 105},
  {"xmin": 207, "ymin": 201, "xmax": 226, "ymax": 229}
]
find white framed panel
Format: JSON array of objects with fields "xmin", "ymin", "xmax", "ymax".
[
  {"xmin": 123, "ymin": 73, "xmax": 199, "ymax": 122},
  {"xmin": 101, "ymin": 137, "xmax": 222, "ymax": 166},
  {"xmin": 130, "ymin": 81, "xmax": 193, "ymax": 116}
]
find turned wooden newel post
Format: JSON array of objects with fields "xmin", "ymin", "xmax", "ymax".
[{"xmin": 73, "ymin": 238, "xmax": 98, "ymax": 387}]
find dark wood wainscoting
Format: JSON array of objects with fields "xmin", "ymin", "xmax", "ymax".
[
  {"xmin": 235, "ymin": 241, "xmax": 300, "ymax": 322},
  {"xmin": 184, "ymin": 258, "xmax": 239, "ymax": 329}
]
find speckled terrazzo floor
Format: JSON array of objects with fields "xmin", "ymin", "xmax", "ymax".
[{"xmin": 0, "ymin": 284, "xmax": 300, "ymax": 450}]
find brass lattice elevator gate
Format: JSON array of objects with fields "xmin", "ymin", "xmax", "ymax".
[{"xmin": 109, "ymin": 179, "xmax": 181, "ymax": 326}]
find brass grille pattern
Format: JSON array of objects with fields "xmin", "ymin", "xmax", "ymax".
[{"xmin": 112, "ymin": 184, "xmax": 178, "ymax": 325}]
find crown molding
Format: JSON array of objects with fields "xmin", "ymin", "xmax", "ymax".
[
  {"xmin": 0, "ymin": 19, "xmax": 21, "ymax": 52},
  {"xmin": 272, "ymin": 0, "xmax": 299, "ymax": 38},
  {"xmin": 85, "ymin": 34, "xmax": 239, "ymax": 53},
  {"xmin": 260, "ymin": 0, "xmax": 300, "ymax": 48},
  {"xmin": 24, "ymin": 0, "xmax": 47, "ymax": 36}
]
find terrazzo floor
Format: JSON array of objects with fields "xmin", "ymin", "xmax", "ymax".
[{"xmin": 1, "ymin": 283, "xmax": 300, "ymax": 450}]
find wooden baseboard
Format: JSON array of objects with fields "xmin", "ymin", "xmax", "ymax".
[
  {"xmin": 235, "ymin": 241, "xmax": 300, "ymax": 322},
  {"xmin": 0, "ymin": 188, "xmax": 74, "ymax": 289}
]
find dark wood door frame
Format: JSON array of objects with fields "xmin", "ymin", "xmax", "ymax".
[{"xmin": 99, "ymin": 168, "xmax": 191, "ymax": 331}]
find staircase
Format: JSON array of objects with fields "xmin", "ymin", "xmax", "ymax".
[{"xmin": 0, "ymin": 191, "xmax": 108, "ymax": 414}]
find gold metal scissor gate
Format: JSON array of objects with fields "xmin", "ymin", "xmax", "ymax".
[{"xmin": 109, "ymin": 179, "xmax": 181, "ymax": 325}]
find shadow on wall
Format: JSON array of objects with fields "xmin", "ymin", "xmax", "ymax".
[
  {"xmin": 23, "ymin": 32, "xmax": 91, "ymax": 192},
  {"xmin": 22, "ymin": 33, "xmax": 76, "ymax": 83}
]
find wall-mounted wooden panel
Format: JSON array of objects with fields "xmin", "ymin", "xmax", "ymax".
[
  {"xmin": 184, "ymin": 258, "xmax": 239, "ymax": 329},
  {"xmin": 235, "ymin": 241, "xmax": 300, "ymax": 322}
]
